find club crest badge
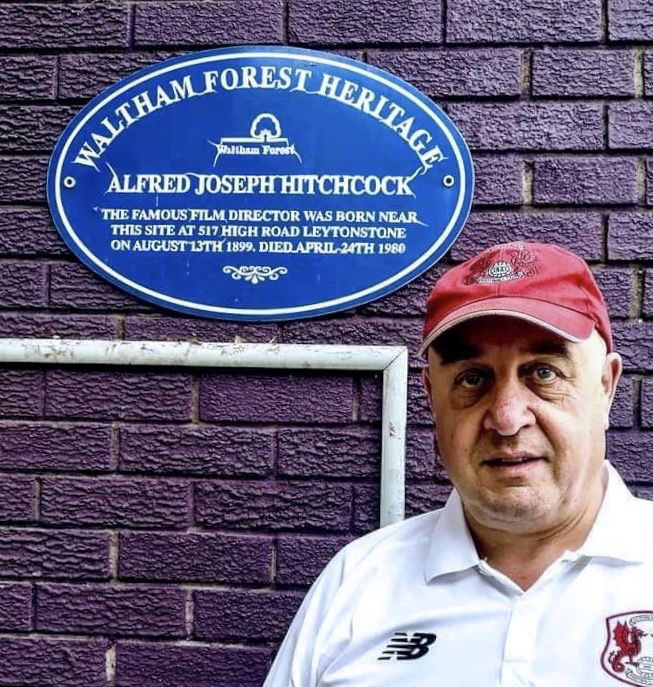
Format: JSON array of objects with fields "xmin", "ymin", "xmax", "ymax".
[
  {"xmin": 464, "ymin": 244, "xmax": 539, "ymax": 286},
  {"xmin": 602, "ymin": 612, "xmax": 653, "ymax": 685}
]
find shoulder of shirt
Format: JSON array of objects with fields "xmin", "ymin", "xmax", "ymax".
[{"xmin": 330, "ymin": 507, "xmax": 444, "ymax": 573}]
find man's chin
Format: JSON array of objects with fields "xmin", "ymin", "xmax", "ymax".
[{"xmin": 470, "ymin": 489, "xmax": 551, "ymax": 527}]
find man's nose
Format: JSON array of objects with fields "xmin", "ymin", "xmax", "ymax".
[{"xmin": 482, "ymin": 377, "xmax": 535, "ymax": 436}]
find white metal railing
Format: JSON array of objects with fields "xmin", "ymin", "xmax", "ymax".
[{"xmin": 0, "ymin": 339, "xmax": 408, "ymax": 526}]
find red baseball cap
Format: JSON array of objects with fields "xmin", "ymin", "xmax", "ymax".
[{"xmin": 419, "ymin": 241, "xmax": 613, "ymax": 356}]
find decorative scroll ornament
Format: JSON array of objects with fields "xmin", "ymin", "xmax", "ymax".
[{"xmin": 223, "ymin": 265, "xmax": 289, "ymax": 285}]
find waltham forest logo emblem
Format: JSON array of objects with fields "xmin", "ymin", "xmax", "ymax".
[
  {"xmin": 208, "ymin": 112, "xmax": 302, "ymax": 166},
  {"xmin": 602, "ymin": 612, "xmax": 653, "ymax": 685}
]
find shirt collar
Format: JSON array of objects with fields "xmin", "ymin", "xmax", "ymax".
[
  {"xmin": 424, "ymin": 461, "xmax": 649, "ymax": 582},
  {"xmin": 577, "ymin": 461, "xmax": 649, "ymax": 563},
  {"xmin": 424, "ymin": 488, "xmax": 481, "ymax": 582}
]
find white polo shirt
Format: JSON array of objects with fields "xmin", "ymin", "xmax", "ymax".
[{"xmin": 264, "ymin": 463, "xmax": 653, "ymax": 687}]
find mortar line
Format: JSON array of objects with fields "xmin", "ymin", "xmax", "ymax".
[
  {"xmin": 284, "ymin": 0, "xmax": 290, "ymax": 44},
  {"xmin": 441, "ymin": 0, "xmax": 448, "ymax": 44}
]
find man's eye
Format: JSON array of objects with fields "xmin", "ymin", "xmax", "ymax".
[
  {"xmin": 457, "ymin": 372, "xmax": 486, "ymax": 389},
  {"xmin": 531, "ymin": 365, "xmax": 557, "ymax": 383}
]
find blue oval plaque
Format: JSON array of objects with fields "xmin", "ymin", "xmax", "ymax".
[{"xmin": 48, "ymin": 46, "xmax": 474, "ymax": 321}]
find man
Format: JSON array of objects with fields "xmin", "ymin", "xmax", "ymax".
[{"xmin": 264, "ymin": 241, "xmax": 653, "ymax": 686}]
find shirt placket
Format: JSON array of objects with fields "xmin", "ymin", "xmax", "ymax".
[{"xmin": 499, "ymin": 595, "xmax": 539, "ymax": 687}]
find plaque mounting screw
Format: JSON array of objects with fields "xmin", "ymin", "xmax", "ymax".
[
  {"xmin": 63, "ymin": 176, "xmax": 76, "ymax": 189},
  {"xmin": 443, "ymin": 175, "xmax": 455, "ymax": 188}
]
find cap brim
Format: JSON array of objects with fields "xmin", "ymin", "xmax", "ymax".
[{"xmin": 418, "ymin": 297, "xmax": 596, "ymax": 357}]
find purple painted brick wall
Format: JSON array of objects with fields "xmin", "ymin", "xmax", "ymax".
[{"xmin": 1, "ymin": 1, "xmax": 652, "ymax": 685}]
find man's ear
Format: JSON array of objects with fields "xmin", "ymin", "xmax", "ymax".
[
  {"xmin": 601, "ymin": 352, "xmax": 623, "ymax": 430},
  {"xmin": 421, "ymin": 365, "xmax": 436, "ymax": 421}
]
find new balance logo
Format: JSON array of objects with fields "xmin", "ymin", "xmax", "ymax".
[{"xmin": 377, "ymin": 632, "xmax": 437, "ymax": 661}]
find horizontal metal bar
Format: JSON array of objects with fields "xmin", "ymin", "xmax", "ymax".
[{"xmin": 0, "ymin": 338, "xmax": 406, "ymax": 371}]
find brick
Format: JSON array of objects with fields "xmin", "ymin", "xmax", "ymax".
[
  {"xmin": 278, "ymin": 426, "xmax": 439, "ymax": 480},
  {"xmin": 350, "ymin": 484, "xmax": 380, "ymax": 534},
  {"xmin": 634, "ymin": 485, "xmax": 653, "ymax": 499},
  {"xmin": 609, "ymin": 103, "xmax": 653, "ymax": 150},
  {"xmin": 448, "ymin": 103, "xmax": 603, "ymax": 151},
  {"xmin": 533, "ymin": 49, "xmax": 635, "ymax": 97},
  {"xmin": 195, "ymin": 481, "xmax": 352, "ymax": 532},
  {"xmin": 0, "ymin": 56, "xmax": 56, "ymax": 100},
  {"xmin": 360, "ymin": 372, "xmax": 435, "ymax": 426},
  {"xmin": 405, "ymin": 427, "xmax": 444, "ymax": 480},
  {"xmin": 609, "ymin": 0, "xmax": 653, "ymax": 41},
  {"xmin": 0, "ymin": 637, "xmax": 108, "ymax": 687},
  {"xmin": 641, "ymin": 380, "xmax": 653, "ymax": 428},
  {"xmin": 448, "ymin": 0, "xmax": 601, "ymax": 43},
  {"xmin": 473, "ymin": 156, "xmax": 524, "ymax": 206},
  {"xmin": 37, "ymin": 584, "xmax": 185, "ymax": 638},
  {"xmin": 46, "ymin": 370, "xmax": 193, "ymax": 421},
  {"xmin": 0, "ymin": 3, "xmax": 128, "ymax": 49},
  {"xmin": 593, "ymin": 267, "xmax": 634, "ymax": 319},
  {"xmin": 276, "ymin": 535, "xmax": 352, "ymax": 585},
  {"xmin": 611, "ymin": 376, "xmax": 634, "ymax": 429},
  {"xmin": 608, "ymin": 433, "xmax": 653, "ymax": 482},
  {"xmin": 644, "ymin": 271, "xmax": 653, "ymax": 317},
  {"xmin": 352, "ymin": 484, "xmax": 381, "ymax": 534},
  {"xmin": 0, "ymin": 157, "xmax": 48, "ymax": 203},
  {"xmin": 360, "ymin": 264, "xmax": 446, "ymax": 316},
  {"xmin": 353, "ymin": 483, "xmax": 451, "ymax": 533},
  {"xmin": 0, "ymin": 313, "xmax": 117, "ymax": 338},
  {"xmin": 49, "ymin": 262, "xmax": 147, "ymax": 310},
  {"xmin": 0, "ymin": 262, "xmax": 47, "ymax": 308},
  {"xmin": 281, "ymin": 317, "xmax": 423, "ymax": 367},
  {"xmin": 289, "ymin": 0, "xmax": 441, "ymax": 44},
  {"xmin": 0, "ymin": 208, "xmax": 67, "ymax": 256},
  {"xmin": 608, "ymin": 214, "xmax": 653, "ymax": 260},
  {"xmin": 194, "ymin": 590, "xmax": 303, "ymax": 640},
  {"xmin": 533, "ymin": 158, "xmax": 638, "ymax": 206},
  {"xmin": 368, "ymin": 49, "xmax": 520, "ymax": 97},
  {"xmin": 124, "ymin": 315, "xmax": 279, "ymax": 343},
  {"xmin": 0, "ymin": 528, "xmax": 109, "ymax": 581},
  {"xmin": 0, "ymin": 476, "xmax": 34, "ymax": 522},
  {"xmin": 0, "ymin": 106, "xmax": 78, "ymax": 152},
  {"xmin": 59, "ymin": 52, "xmax": 173, "ymax": 99},
  {"xmin": 134, "ymin": 1, "xmax": 283, "ymax": 46},
  {"xmin": 278, "ymin": 427, "xmax": 380, "ymax": 478},
  {"xmin": 41, "ymin": 477, "xmax": 189, "ymax": 529},
  {"xmin": 119, "ymin": 532, "xmax": 272, "ymax": 584},
  {"xmin": 612, "ymin": 322, "xmax": 653, "ymax": 371},
  {"xmin": 406, "ymin": 483, "xmax": 452, "ymax": 516},
  {"xmin": 120, "ymin": 425, "xmax": 273, "ymax": 477},
  {"xmin": 452, "ymin": 212, "xmax": 604, "ymax": 261},
  {"xmin": 0, "ymin": 584, "xmax": 31, "ymax": 631},
  {"xmin": 116, "ymin": 643, "xmax": 271, "ymax": 687},
  {"xmin": 0, "ymin": 369, "xmax": 43, "ymax": 417},
  {"xmin": 645, "ymin": 54, "xmax": 653, "ymax": 97},
  {"xmin": 0, "ymin": 422, "xmax": 111, "ymax": 471},
  {"xmin": 200, "ymin": 372, "xmax": 353, "ymax": 423}
]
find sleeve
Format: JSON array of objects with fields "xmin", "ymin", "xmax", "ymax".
[{"xmin": 262, "ymin": 549, "xmax": 348, "ymax": 687}]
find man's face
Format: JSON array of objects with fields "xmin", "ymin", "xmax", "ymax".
[{"xmin": 423, "ymin": 317, "xmax": 622, "ymax": 534}]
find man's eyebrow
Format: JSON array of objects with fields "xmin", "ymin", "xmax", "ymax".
[
  {"xmin": 431, "ymin": 337, "xmax": 573, "ymax": 365},
  {"xmin": 432, "ymin": 341, "xmax": 483, "ymax": 365},
  {"xmin": 525, "ymin": 340, "xmax": 572, "ymax": 358}
]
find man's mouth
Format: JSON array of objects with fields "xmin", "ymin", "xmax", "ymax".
[{"xmin": 482, "ymin": 455, "xmax": 545, "ymax": 468}]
